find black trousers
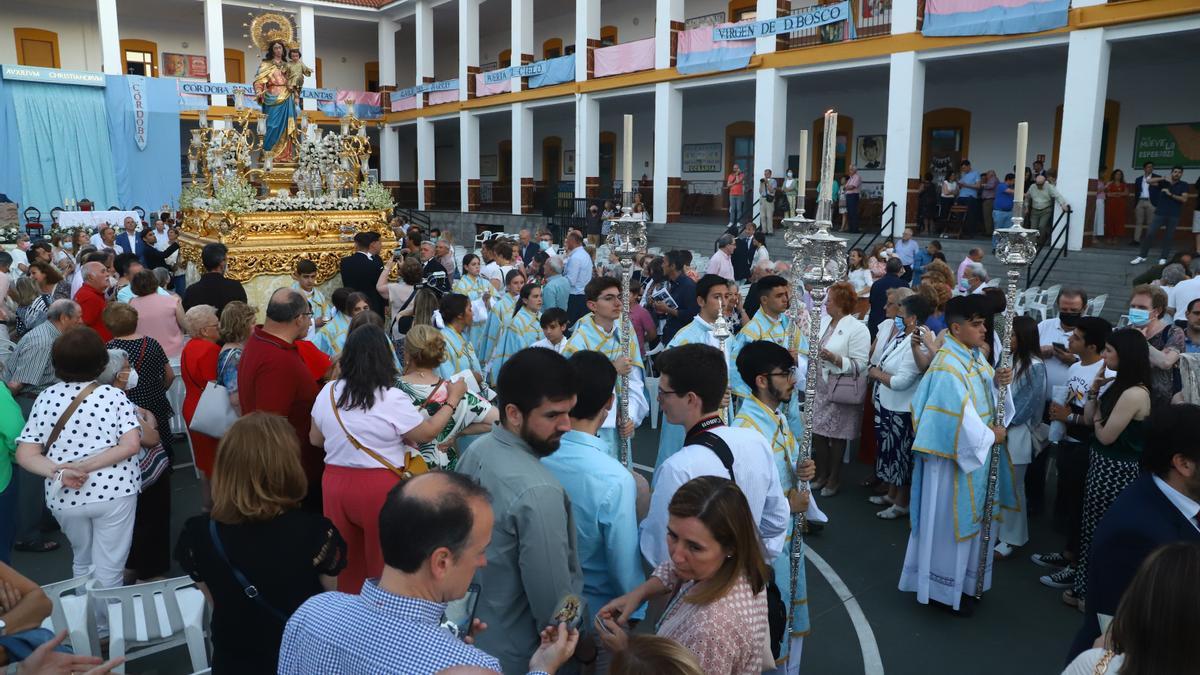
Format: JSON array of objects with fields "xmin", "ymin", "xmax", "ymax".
[
  {"xmin": 567, "ymin": 294, "xmax": 588, "ymax": 326},
  {"xmin": 1053, "ymin": 440, "xmax": 1092, "ymax": 557}
]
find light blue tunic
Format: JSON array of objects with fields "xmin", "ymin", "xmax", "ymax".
[
  {"xmin": 487, "ymin": 306, "xmax": 542, "ymax": 384},
  {"xmin": 729, "ymin": 309, "xmax": 807, "ymax": 440},
  {"xmin": 312, "ymin": 310, "xmax": 350, "ymax": 357},
  {"xmin": 437, "ymin": 325, "xmax": 483, "ymax": 381},
  {"xmin": 479, "ymin": 292, "xmax": 517, "ymax": 367},
  {"xmin": 452, "ymin": 274, "xmax": 493, "ymax": 357},
  {"xmin": 562, "ymin": 313, "xmax": 647, "ymax": 465},
  {"xmin": 734, "ymin": 395, "xmax": 810, "ymax": 661}
]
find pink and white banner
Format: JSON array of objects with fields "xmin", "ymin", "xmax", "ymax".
[
  {"xmin": 428, "ymin": 88, "xmax": 460, "ymax": 105},
  {"xmin": 391, "ymin": 95, "xmax": 417, "ymax": 112},
  {"xmin": 474, "ymin": 73, "xmax": 513, "ymax": 97},
  {"xmin": 593, "ymin": 37, "xmax": 656, "ymax": 78},
  {"xmin": 677, "ymin": 23, "xmax": 755, "ymax": 74}
]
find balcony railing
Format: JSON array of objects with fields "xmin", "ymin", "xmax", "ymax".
[{"xmin": 787, "ymin": 0, "xmax": 892, "ymax": 49}]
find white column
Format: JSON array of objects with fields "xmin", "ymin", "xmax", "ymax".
[
  {"xmin": 202, "ymin": 0, "xmax": 227, "ymax": 106},
  {"xmin": 512, "ymin": 102, "xmax": 533, "ymax": 214},
  {"xmin": 461, "ymin": 111, "xmax": 480, "ymax": 212},
  {"xmin": 511, "ymin": 0, "xmax": 532, "ymax": 92},
  {"xmin": 575, "ymin": 93, "xmax": 599, "ymax": 199},
  {"xmin": 654, "ymin": 82, "xmax": 682, "ymax": 223},
  {"xmin": 415, "ymin": 0, "xmax": 434, "ymax": 108},
  {"xmin": 380, "ymin": 125, "xmax": 400, "ymax": 182},
  {"xmin": 883, "ymin": 51, "xmax": 925, "ymax": 234},
  {"xmin": 655, "ymin": 0, "xmax": 684, "ymax": 69},
  {"xmin": 1057, "ymin": 28, "xmax": 1109, "ymax": 251},
  {"xmin": 299, "ymin": 6, "xmax": 316, "ymax": 110},
  {"xmin": 891, "ymin": 0, "xmax": 919, "ymax": 34},
  {"xmin": 459, "ymin": 0, "xmax": 479, "ymax": 99},
  {"xmin": 417, "ymin": 117, "xmax": 435, "ymax": 210},
  {"xmin": 378, "ymin": 18, "xmax": 397, "ymax": 89},
  {"xmin": 576, "ymin": 0, "xmax": 599, "ymax": 81},
  {"xmin": 753, "ymin": 69, "xmax": 786, "ymax": 214},
  {"xmin": 755, "ymin": 0, "xmax": 778, "ymax": 55},
  {"xmin": 96, "ymin": 0, "xmax": 121, "ymax": 75}
]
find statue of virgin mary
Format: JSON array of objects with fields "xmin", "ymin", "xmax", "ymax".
[{"xmin": 253, "ymin": 40, "xmax": 298, "ymax": 162}]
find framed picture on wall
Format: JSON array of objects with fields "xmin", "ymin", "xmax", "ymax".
[
  {"xmin": 563, "ymin": 149, "xmax": 575, "ymax": 176},
  {"xmin": 856, "ymin": 135, "xmax": 885, "ymax": 170},
  {"xmin": 162, "ymin": 53, "xmax": 207, "ymax": 78},
  {"xmin": 480, "ymin": 154, "xmax": 498, "ymax": 177}
]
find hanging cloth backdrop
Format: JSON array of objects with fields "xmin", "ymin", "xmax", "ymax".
[
  {"xmin": 7, "ymin": 80, "xmax": 119, "ymax": 215},
  {"xmin": 105, "ymin": 74, "xmax": 181, "ymax": 217},
  {"xmin": 922, "ymin": 0, "xmax": 1069, "ymax": 36}
]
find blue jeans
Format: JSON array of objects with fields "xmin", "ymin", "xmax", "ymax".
[
  {"xmin": 1139, "ymin": 211, "xmax": 1178, "ymax": 260},
  {"xmin": 845, "ymin": 193, "xmax": 860, "ymax": 232},
  {"xmin": 729, "ymin": 195, "xmax": 744, "ymax": 225},
  {"xmin": 993, "ymin": 209, "xmax": 1013, "ymax": 231}
]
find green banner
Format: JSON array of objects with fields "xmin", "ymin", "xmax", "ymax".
[{"xmin": 1132, "ymin": 123, "xmax": 1200, "ymax": 169}]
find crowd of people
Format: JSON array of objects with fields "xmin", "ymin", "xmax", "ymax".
[{"xmin": 0, "ymin": 209, "xmax": 1197, "ymax": 675}]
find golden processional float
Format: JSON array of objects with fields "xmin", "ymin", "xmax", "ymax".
[{"xmin": 178, "ymin": 11, "xmax": 396, "ymax": 308}]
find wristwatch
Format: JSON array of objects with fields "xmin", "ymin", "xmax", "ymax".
[{"xmin": 0, "ymin": 617, "xmax": 7, "ymax": 635}]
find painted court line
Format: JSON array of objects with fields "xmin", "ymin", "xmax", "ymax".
[{"xmin": 806, "ymin": 546, "xmax": 885, "ymax": 675}]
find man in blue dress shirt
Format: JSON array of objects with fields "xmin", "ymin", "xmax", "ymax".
[
  {"xmin": 563, "ymin": 231, "xmax": 593, "ymax": 325},
  {"xmin": 542, "ymin": 351, "xmax": 646, "ymax": 671},
  {"xmin": 279, "ymin": 472, "xmax": 579, "ymax": 674}
]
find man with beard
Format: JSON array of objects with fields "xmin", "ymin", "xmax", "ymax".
[
  {"xmin": 734, "ymin": 340, "xmax": 819, "ymax": 673},
  {"xmin": 455, "ymin": 347, "xmax": 587, "ymax": 674}
]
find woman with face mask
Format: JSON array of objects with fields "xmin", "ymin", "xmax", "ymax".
[
  {"xmin": 103, "ymin": 303, "xmax": 178, "ymax": 583},
  {"xmin": 1126, "ymin": 284, "xmax": 1185, "ymax": 408},
  {"xmin": 866, "ymin": 295, "xmax": 933, "ymax": 519}
]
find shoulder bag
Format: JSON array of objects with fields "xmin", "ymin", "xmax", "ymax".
[
  {"xmin": 819, "ymin": 323, "xmax": 868, "ymax": 406},
  {"xmin": 328, "ymin": 386, "xmax": 428, "ymax": 480},
  {"xmin": 208, "ymin": 519, "xmax": 288, "ymax": 622},
  {"xmin": 128, "ymin": 339, "xmax": 170, "ymax": 487},
  {"xmin": 190, "ymin": 368, "xmax": 239, "ymax": 438},
  {"xmin": 43, "ymin": 383, "xmax": 101, "ymax": 453}
]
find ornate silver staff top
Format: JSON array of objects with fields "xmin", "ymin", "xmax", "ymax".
[
  {"xmin": 605, "ymin": 204, "xmax": 647, "ymax": 470},
  {"xmin": 974, "ymin": 205, "xmax": 1038, "ymax": 599},
  {"xmin": 711, "ymin": 295, "xmax": 734, "ymax": 423}
]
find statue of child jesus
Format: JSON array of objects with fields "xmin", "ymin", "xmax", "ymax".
[{"xmin": 285, "ymin": 46, "xmax": 312, "ymax": 107}]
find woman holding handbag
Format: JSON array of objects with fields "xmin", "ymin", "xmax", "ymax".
[
  {"xmin": 103, "ymin": 303, "xmax": 177, "ymax": 582},
  {"xmin": 215, "ymin": 302, "xmax": 258, "ymax": 417},
  {"xmin": 810, "ymin": 281, "xmax": 871, "ymax": 497},
  {"xmin": 15, "ymin": 328, "xmax": 141, "ymax": 593},
  {"xmin": 308, "ymin": 324, "xmax": 468, "ymax": 593},
  {"xmin": 181, "ymin": 304, "xmax": 222, "ymax": 507}
]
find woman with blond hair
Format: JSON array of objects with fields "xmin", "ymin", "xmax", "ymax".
[
  {"xmin": 180, "ymin": 304, "xmax": 221, "ymax": 503},
  {"xmin": 396, "ymin": 324, "xmax": 497, "ymax": 469},
  {"xmin": 216, "ymin": 301, "xmax": 257, "ymax": 417},
  {"xmin": 610, "ymin": 635, "xmax": 704, "ymax": 675},
  {"xmin": 598, "ymin": 476, "xmax": 771, "ymax": 675},
  {"xmin": 175, "ymin": 412, "xmax": 347, "ymax": 674}
]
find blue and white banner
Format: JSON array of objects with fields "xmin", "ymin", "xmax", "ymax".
[
  {"xmin": 1, "ymin": 64, "xmax": 105, "ymax": 87},
  {"xmin": 126, "ymin": 75, "xmax": 148, "ymax": 150},
  {"xmin": 712, "ymin": 2, "xmax": 854, "ymax": 40},
  {"xmin": 177, "ymin": 80, "xmax": 336, "ymax": 102},
  {"xmin": 482, "ymin": 62, "xmax": 547, "ymax": 85},
  {"xmin": 393, "ymin": 79, "xmax": 460, "ymax": 100}
]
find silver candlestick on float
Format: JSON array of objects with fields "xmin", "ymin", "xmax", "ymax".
[
  {"xmin": 783, "ymin": 110, "xmax": 848, "ymax": 640},
  {"xmin": 606, "ymin": 114, "xmax": 646, "ymax": 470},
  {"xmin": 974, "ymin": 121, "xmax": 1038, "ymax": 599}
]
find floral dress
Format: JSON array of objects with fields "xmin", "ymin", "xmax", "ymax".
[{"xmin": 394, "ymin": 379, "xmax": 493, "ymax": 470}]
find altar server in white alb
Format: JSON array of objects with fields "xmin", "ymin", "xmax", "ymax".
[
  {"xmin": 640, "ymin": 343, "xmax": 789, "ymax": 569},
  {"xmin": 899, "ymin": 294, "xmax": 1016, "ymax": 614},
  {"xmin": 561, "ymin": 276, "xmax": 648, "ymax": 464}
]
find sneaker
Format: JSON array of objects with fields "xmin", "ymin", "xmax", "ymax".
[
  {"xmin": 1129, "ymin": 256, "xmax": 1146, "ymax": 265},
  {"xmin": 1031, "ymin": 552, "xmax": 1070, "ymax": 569},
  {"xmin": 994, "ymin": 542, "xmax": 1016, "ymax": 559},
  {"xmin": 1158, "ymin": 258, "xmax": 1168, "ymax": 265},
  {"xmin": 868, "ymin": 495, "xmax": 893, "ymax": 506},
  {"xmin": 1040, "ymin": 566, "xmax": 1076, "ymax": 589}
]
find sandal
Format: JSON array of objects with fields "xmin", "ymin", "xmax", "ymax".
[{"xmin": 14, "ymin": 539, "xmax": 59, "ymax": 553}]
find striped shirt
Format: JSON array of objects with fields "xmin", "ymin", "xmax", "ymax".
[
  {"xmin": 3, "ymin": 320, "xmax": 60, "ymax": 395},
  {"xmin": 278, "ymin": 579, "xmax": 550, "ymax": 675}
]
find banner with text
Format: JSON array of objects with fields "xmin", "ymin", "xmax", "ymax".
[
  {"xmin": 126, "ymin": 76, "xmax": 148, "ymax": 150},
  {"xmin": 482, "ymin": 62, "xmax": 548, "ymax": 85},
  {"xmin": 1, "ymin": 64, "xmax": 106, "ymax": 87},
  {"xmin": 712, "ymin": 2, "xmax": 854, "ymax": 41},
  {"xmin": 176, "ymin": 80, "xmax": 336, "ymax": 110},
  {"xmin": 1132, "ymin": 123, "xmax": 1200, "ymax": 169},
  {"xmin": 392, "ymin": 79, "xmax": 460, "ymax": 100}
]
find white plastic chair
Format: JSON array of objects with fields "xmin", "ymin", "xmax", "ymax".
[
  {"xmin": 90, "ymin": 576, "xmax": 209, "ymax": 674},
  {"xmin": 1085, "ymin": 294, "xmax": 1107, "ymax": 317},
  {"xmin": 1026, "ymin": 284, "xmax": 1060, "ymax": 321},
  {"xmin": 1014, "ymin": 286, "xmax": 1039, "ymax": 315},
  {"xmin": 39, "ymin": 574, "xmax": 99, "ymax": 658}
]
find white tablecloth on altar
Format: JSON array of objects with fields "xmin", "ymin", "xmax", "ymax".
[{"xmin": 56, "ymin": 210, "xmax": 141, "ymax": 231}]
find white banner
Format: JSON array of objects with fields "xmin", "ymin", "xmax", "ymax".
[
  {"xmin": 127, "ymin": 75, "xmax": 148, "ymax": 151},
  {"xmin": 712, "ymin": 2, "xmax": 853, "ymax": 40}
]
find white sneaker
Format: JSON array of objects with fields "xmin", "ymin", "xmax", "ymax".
[
  {"xmin": 1130, "ymin": 256, "xmax": 1146, "ymax": 265},
  {"xmin": 994, "ymin": 541, "xmax": 1015, "ymax": 559},
  {"xmin": 1158, "ymin": 258, "xmax": 1168, "ymax": 265}
]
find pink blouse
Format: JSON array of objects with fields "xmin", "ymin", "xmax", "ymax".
[
  {"xmin": 130, "ymin": 293, "xmax": 184, "ymax": 358},
  {"xmin": 652, "ymin": 560, "xmax": 768, "ymax": 675}
]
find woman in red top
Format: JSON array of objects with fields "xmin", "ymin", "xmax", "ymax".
[
  {"xmin": 1105, "ymin": 169, "xmax": 1129, "ymax": 240},
  {"xmin": 181, "ymin": 304, "xmax": 221, "ymax": 506}
]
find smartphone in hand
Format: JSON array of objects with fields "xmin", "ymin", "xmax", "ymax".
[{"xmin": 440, "ymin": 583, "xmax": 481, "ymax": 640}]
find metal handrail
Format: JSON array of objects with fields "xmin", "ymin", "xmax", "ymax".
[
  {"xmin": 395, "ymin": 206, "xmax": 431, "ymax": 230},
  {"xmin": 1027, "ymin": 209, "xmax": 1071, "ymax": 288},
  {"xmin": 849, "ymin": 201, "xmax": 897, "ymax": 252}
]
